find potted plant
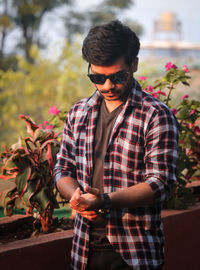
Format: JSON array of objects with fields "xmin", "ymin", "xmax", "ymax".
[{"xmin": 0, "ymin": 114, "xmax": 62, "ymax": 232}]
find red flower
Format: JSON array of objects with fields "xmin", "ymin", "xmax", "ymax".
[
  {"xmin": 171, "ymin": 108, "xmax": 178, "ymax": 115},
  {"xmin": 182, "ymin": 64, "xmax": 189, "ymax": 73},
  {"xmin": 147, "ymin": 85, "xmax": 154, "ymax": 92},
  {"xmin": 48, "ymin": 106, "xmax": 60, "ymax": 115},
  {"xmin": 139, "ymin": 76, "xmax": 147, "ymax": 81},
  {"xmin": 43, "ymin": 120, "xmax": 49, "ymax": 126},
  {"xmin": 182, "ymin": 94, "xmax": 189, "ymax": 100},
  {"xmin": 152, "ymin": 93, "xmax": 158, "ymax": 98},
  {"xmin": 155, "ymin": 91, "xmax": 166, "ymax": 96},
  {"xmin": 165, "ymin": 62, "xmax": 178, "ymax": 71},
  {"xmin": 189, "ymin": 109, "xmax": 195, "ymax": 115},
  {"xmin": 45, "ymin": 125, "xmax": 54, "ymax": 130},
  {"xmin": 194, "ymin": 126, "xmax": 200, "ymax": 135}
]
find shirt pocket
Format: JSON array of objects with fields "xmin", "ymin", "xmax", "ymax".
[{"xmin": 113, "ymin": 127, "xmax": 144, "ymax": 172}]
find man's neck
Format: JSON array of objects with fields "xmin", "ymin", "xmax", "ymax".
[{"xmin": 104, "ymin": 100, "xmax": 124, "ymax": 112}]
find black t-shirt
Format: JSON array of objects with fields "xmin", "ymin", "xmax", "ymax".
[{"xmin": 90, "ymin": 100, "xmax": 123, "ymax": 248}]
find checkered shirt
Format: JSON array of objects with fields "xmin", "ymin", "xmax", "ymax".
[{"xmin": 54, "ymin": 79, "xmax": 179, "ymax": 270}]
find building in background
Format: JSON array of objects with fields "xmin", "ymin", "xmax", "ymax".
[{"xmin": 140, "ymin": 12, "xmax": 200, "ymax": 66}]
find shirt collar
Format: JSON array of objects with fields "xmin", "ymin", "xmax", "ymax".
[{"xmin": 85, "ymin": 79, "xmax": 142, "ymax": 110}]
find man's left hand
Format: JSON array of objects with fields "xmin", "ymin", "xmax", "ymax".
[{"xmin": 69, "ymin": 186, "xmax": 103, "ymax": 212}]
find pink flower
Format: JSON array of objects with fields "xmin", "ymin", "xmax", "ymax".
[
  {"xmin": 185, "ymin": 175, "xmax": 190, "ymax": 180},
  {"xmin": 43, "ymin": 120, "xmax": 49, "ymax": 126},
  {"xmin": 152, "ymin": 93, "xmax": 158, "ymax": 98},
  {"xmin": 38, "ymin": 124, "xmax": 43, "ymax": 129},
  {"xmin": 45, "ymin": 125, "xmax": 54, "ymax": 130},
  {"xmin": 189, "ymin": 109, "xmax": 195, "ymax": 115},
  {"xmin": 155, "ymin": 91, "xmax": 166, "ymax": 96},
  {"xmin": 48, "ymin": 106, "xmax": 60, "ymax": 115},
  {"xmin": 180, "ymin": 139, "xmax": 185, "ymax": 144},
  {"xmin": 171, "ymin": 108, "xmax": 178, "ymax": 115},
  {"xmin": 152, "ymin": 91, "xmax": 166, "ymax": 98},
  {"xmin": 194, "ymin": 126, "xmax": 200, "ymax": 135},
  {"xmin": 165, "ymin": 62, "xmax": 178, "ymax": 71},
  {"xmin": 182, "ymin": 94, "xmax": 189, "ymax": 100},
  {"xmin": 182, "ymin": 64, "xmax": 189, "ymax": 73},
  {"xmin": 139, "ymin": 76, "xmax": 146, "ymax": 81},
  {"xmin": 146, "ymin": 85, "xmax": 154, "ymax": 92}
]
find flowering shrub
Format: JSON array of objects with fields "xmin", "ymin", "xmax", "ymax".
[{"xmin": 139, "ymin": 63, "xmax": 200, "ymax": 209}]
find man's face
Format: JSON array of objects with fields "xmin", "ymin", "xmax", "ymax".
[{"xmin": 90, "ymin": 57, "xmax": 138, "ymax": 102}]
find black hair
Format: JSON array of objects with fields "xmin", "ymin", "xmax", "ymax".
[{"xmin": 82, "ymin": 20, "xmax": 140, "ymax": 67}]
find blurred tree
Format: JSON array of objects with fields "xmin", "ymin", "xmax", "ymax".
[
  {"xmin": 0, "ymin": 0, "xmax": 13, "ymax": 57},
  {"xmin": 0, "ymin": 0, "xmax": 18, "ymax": 70},
  {"xmin": 0, "ymin": 0, "xmax": 73, "ymax": 65},
  {"xmin": 0, "ymin": 42, "xmax": 91, "ymax": 148},
  {"xmin": 65, "ymin": 0, "xmax": 143, "ymax": 42}
]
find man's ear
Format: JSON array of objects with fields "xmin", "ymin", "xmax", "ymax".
[{"xmin": 132, "ymin": 57, "xmax": 139, "ymax": 72}]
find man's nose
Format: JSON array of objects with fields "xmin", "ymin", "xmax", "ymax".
[{"xmin": 103, "ymin": 78, "xmax": 115, "ymax": 90}]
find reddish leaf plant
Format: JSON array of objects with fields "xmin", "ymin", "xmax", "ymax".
[{"xmin": 0, "ymin": 115, "xmax": 61, "ymax": 232}]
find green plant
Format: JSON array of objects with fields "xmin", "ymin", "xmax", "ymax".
[
  {"xmin": 138, "ymin": 62, "xmax": 200, "ymax": 209},
  {"xmin": 0, "ymin": 115, "xmax": 61, "ymax": 232}
]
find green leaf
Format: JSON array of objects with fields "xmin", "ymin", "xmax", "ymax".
[
  {"xmin": 4, "ymin": 154, "xmax": 21, "ymax": 171},
  {"xmin": 19, "ymin": 115, "xmax": 39, "ymax": 136},
  {"xmin": 33, "ymin": 187, "xmax": 50, "ymax": 216},
  {"xmin": 22, "ymin": 179, "xmax": 40, "ymax": 207},
  {"xmin": 15, "ymin": 166, "xmax": 31, "ymax": 195},
  {"xmin": 34, "ymin": 128, "xmax": 53, "ymax": 142},
  {"xmin": 0, "ymin": 178, "xmax": 16, "ymax": 192}
]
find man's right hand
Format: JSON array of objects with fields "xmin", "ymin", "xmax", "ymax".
[{"xmin": 69, "ymin": 186, "xmax": 103, "ymax": 221}]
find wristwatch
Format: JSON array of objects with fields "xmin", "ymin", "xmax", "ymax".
[{"xmin": 95, "ymin": 193, "xmax": 112, "ymax": 217}]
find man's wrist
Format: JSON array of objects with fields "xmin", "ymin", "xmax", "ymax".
[{"xmin": 95, "ymin": 193, "xmax": 112, "ymax": 217}]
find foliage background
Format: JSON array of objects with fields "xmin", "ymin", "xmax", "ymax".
[
  {"xmin": 0, "ymin": 42, "xmax": 92, "ymax": 149},
  {"xmin": 0, "ymin": 0, "xmax": 144, "ymax": 150},
  {"xmin": 0, "ymin": 0, "xmax": 199, "ymax": 213}
]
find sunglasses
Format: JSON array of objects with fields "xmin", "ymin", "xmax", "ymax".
[{"xmin": 87, "ymin": 64, "xmax": 130, "ymax": 85}]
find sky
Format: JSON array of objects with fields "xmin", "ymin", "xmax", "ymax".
[
  {"xmin": 5, "ymin": 0, "xmax": 200, "ymax": 57},
  {"xmin": 76, "ymin": 0, "xmax": 200, "ymax": 44}
]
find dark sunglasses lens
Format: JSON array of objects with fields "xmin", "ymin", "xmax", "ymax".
[
  {"xmin": 88, "ymin": 74, "xmax": 106, "ymax": 84},
  {"xmin": 88, "ymin": 72, "xmax": 128, "ymax": 84},
  {"xmin": 111, "ymin": 73, "xmax": 128, "ymax": 84}
]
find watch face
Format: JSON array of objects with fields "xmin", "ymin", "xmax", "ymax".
[{"xmin": 95, "ymin": 208, "xmax": 110, "ymax": 218}]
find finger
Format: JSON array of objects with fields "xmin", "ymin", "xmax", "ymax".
[
  {"xmin": 84, "ymin": 185, "xmax": 100, "ymax": 196},
  {"xmin": 77, "ymin": 210, "xmax": 98, "ymax": 221},
  {"xmin": 77, "ymin": 210, "xmax": 97, "ymax": 215},
  {"xmin": 70, "ymin": 187, "xmax": 82, "ymax": 204}
]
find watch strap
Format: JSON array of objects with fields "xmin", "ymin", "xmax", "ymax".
[
  {"xmin": 102, "ymin": 193, "xmax": 112, "ymax": 209},
  {"xmin": 95, "ymin": 193, "xmax": 112, "ymax": 217}
]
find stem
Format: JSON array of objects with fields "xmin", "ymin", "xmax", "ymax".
[{"xmin": 166, "ymin": 83, "xmax": 174, "ymax": 106}]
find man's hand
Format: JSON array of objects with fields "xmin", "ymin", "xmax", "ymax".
[{"xmin": 69, "ymin": 186, "xmax": 103, "ymax": 221}]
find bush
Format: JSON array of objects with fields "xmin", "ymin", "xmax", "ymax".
[{"xmin": 138, "ymin": 62, "xmax": 200, "ymax": 208}]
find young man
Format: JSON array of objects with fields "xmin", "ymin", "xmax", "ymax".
[{"xmin": 54, "ymin": 20, "xmax": 179, "ymax": 270}]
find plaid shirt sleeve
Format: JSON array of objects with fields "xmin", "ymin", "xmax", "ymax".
[
  {"xmin": 54, "ymin": 109, "xmax": 77, "ymax": 183},
  {"xmin": 144, "ymin": 107, "xmax": 179, "ymax": 203}
]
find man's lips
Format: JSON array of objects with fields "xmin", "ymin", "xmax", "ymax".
[{"xmin": 100, "ymin": 89, "xmax": 118, "ymax": 94}]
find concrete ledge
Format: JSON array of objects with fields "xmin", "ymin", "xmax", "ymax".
[
  {"xmin": 0, "ymin": 205, "xmax": 200, "ymax": 270},
  {"xmin": 162, "ymin": 204, "xmax": 200, "ymax": 270},
  {"xmin": 0, "ymin": 229, "xmax": 73, "ymax": 270}
]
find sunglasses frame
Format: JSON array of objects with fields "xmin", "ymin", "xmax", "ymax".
[{"xmin": 87, "ymin": 64, "xmax": 130, "ymax": 85}]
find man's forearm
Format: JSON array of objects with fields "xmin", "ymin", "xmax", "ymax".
[
  {"xmin": 56, "ymin": 177, "xmax": 79, "ymax": 201},
  {"xmin": 109, "ymin": 182, "xmax": 155, "ymax": 208}
]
